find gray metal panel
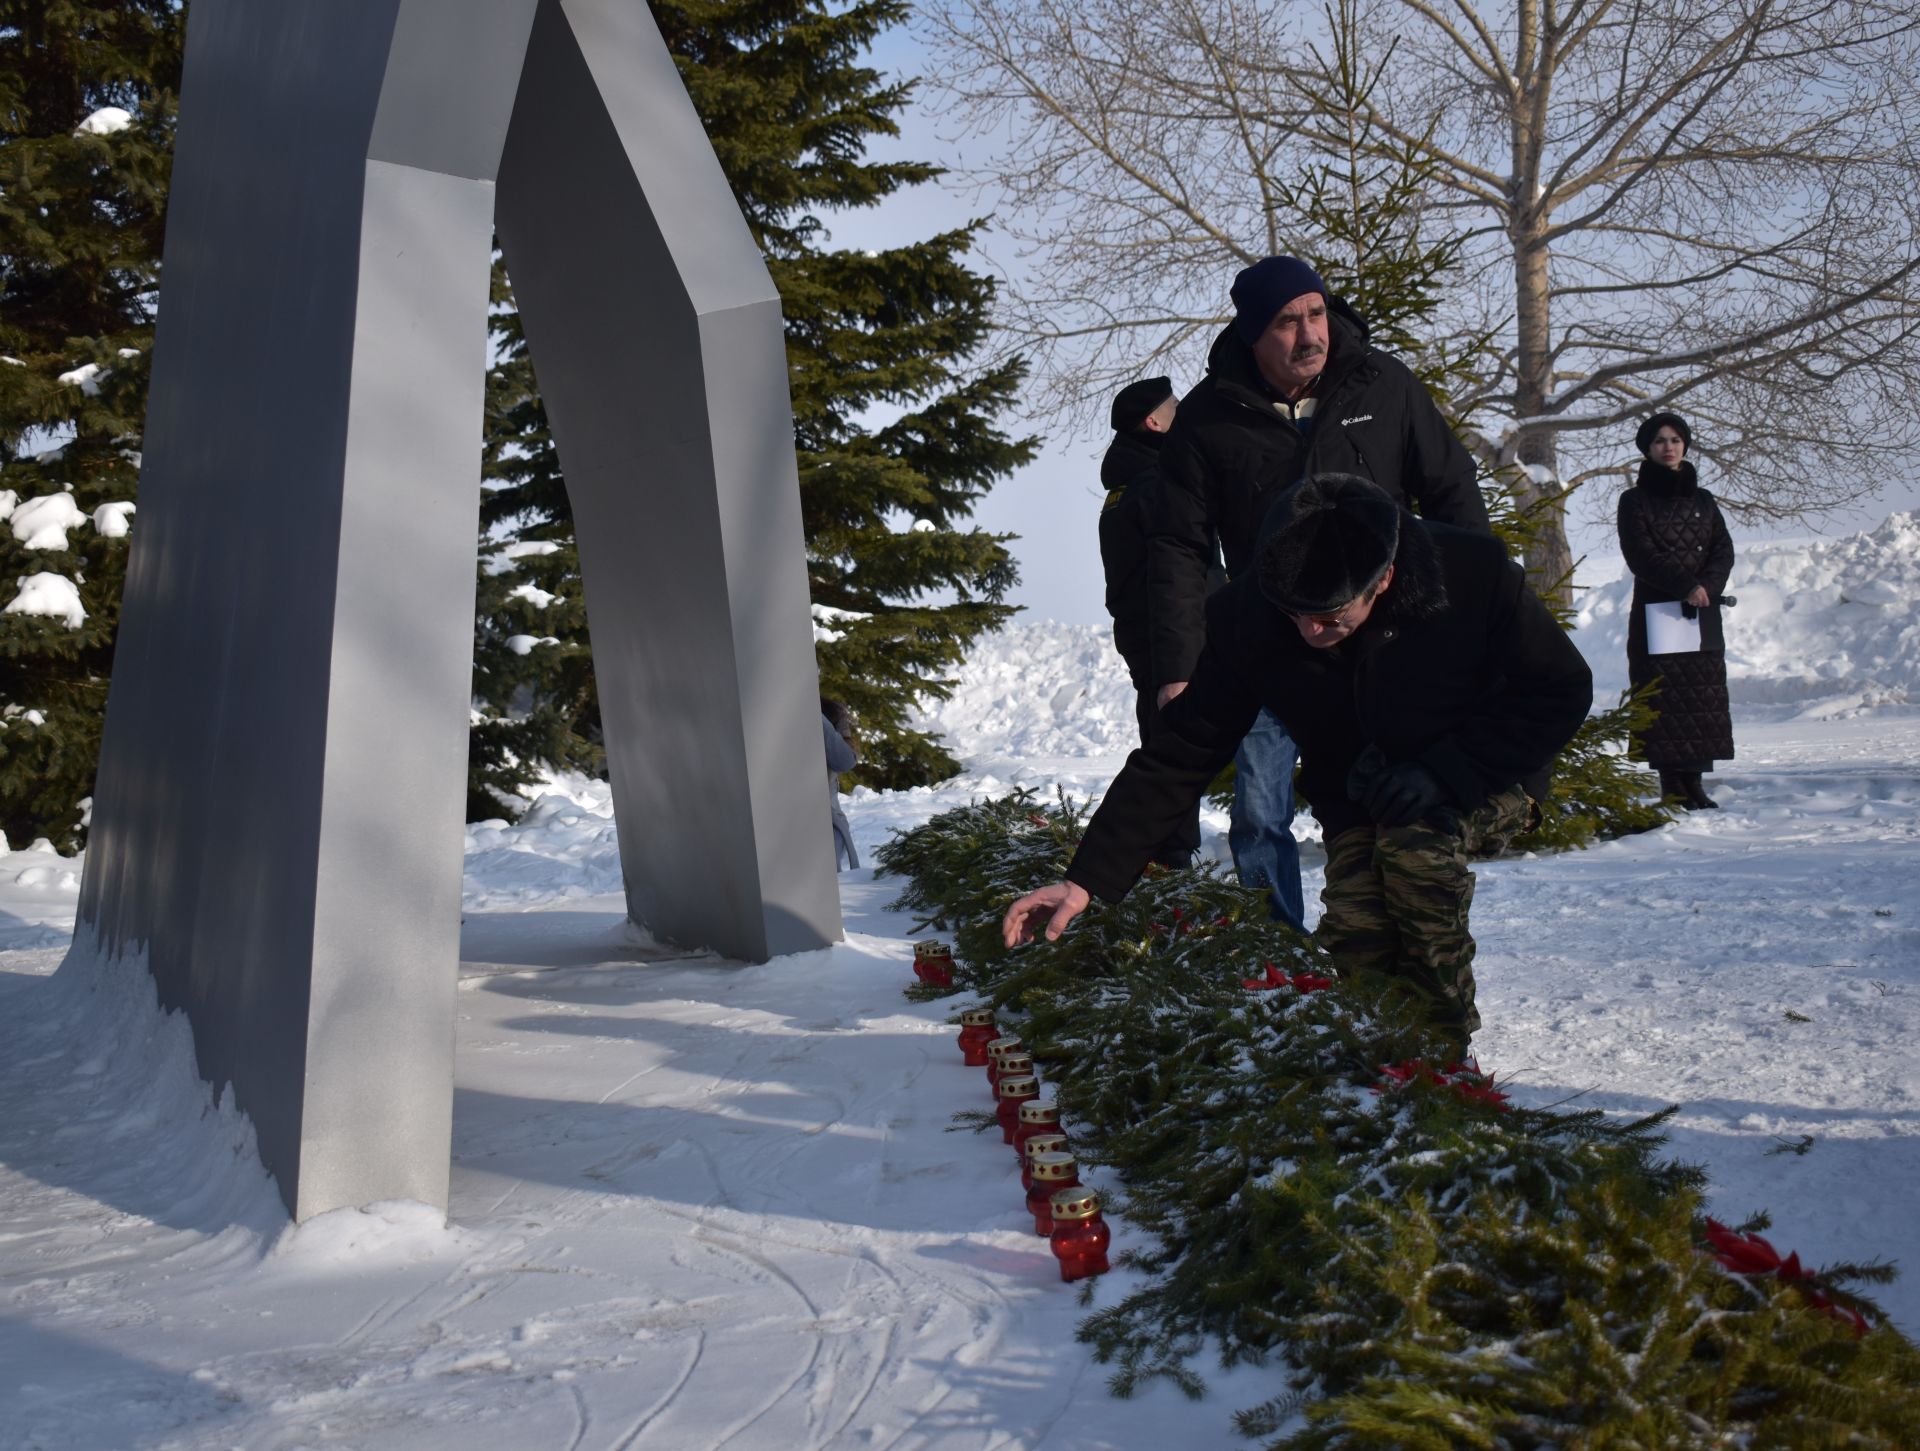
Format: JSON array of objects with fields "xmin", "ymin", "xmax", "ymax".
[
  {"xmin": 297, "ymin": 158, "xmax": 499, "ymax": 1218},
  {"xmin": 496, "ymin": 0, "xmax": 842, "ymax": 960},
  {"xmin": 82, "ymin": 0, "xmax": 411, "ymax": 1189},
  {"xmin": 77, "ymin": 0, "xmax": 838, "ymax": 1220},
  {"xmin": 81, "ymin": 0, "xmax": 530, "ymax": 1217}
]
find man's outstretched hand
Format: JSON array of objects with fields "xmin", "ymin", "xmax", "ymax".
[{"xmin": 1002, "ymin": 881, "xmax": 1091, "ymax": 948}]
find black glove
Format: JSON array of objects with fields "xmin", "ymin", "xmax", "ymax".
[
  {"xmin": 1362, "ymin": 761, "xmax": 1451, "ymax": 827},
  {"xmin": 1345, "ymin": 743, "xmax": 1388, "ymax": 802}
]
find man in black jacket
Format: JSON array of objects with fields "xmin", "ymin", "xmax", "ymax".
[
  {"xmin": 1098, "ymin": 376, "xmax": 1197, "ymax": 866},
  {"xmin": 1005, "ymin": 475, "xmax": 1589, "ymax": 1051},
  {"xmin": 1151, "ymin": 257, "xmax": 1491, "ymax": 934}
]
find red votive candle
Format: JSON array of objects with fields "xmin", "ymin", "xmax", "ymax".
[
  {"xmin": 984, "ymin": 1035, "xmax": 1022, "ymax": 1086},
  {"xmin": 995, "ymin": 1074, "xmax": 1039, "ymax": 1144},
  {"xmin": 1049, "ymin": 1188, "xmax": 1111, "ymax": 1282},
  {"xmin": 989, "ymin": 1050, "xmax": 1033, "ymax": 1096},
  {"xmin": 1012, "ymin": 1097, "xmax": 1061, "ymax": 1163},
  {"xmin": 1025, "ymin": 1151, "xmax": 1080, "ymax": 1235},
  {"xmin": 1020, "ymin": 1131, "xmax": 1070, "ymax": 1191},
  {"xmin": 913, "ymin": 940, "xmax": 955, "ymax": 988},
  {"xmin": 957, "ymin": 1008, "xmax": 998, "ymax": 1064}
]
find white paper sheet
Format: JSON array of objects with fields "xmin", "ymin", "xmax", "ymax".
[{"xmin": 1645, "ymin": 600, "xmax": 1702, "ymax": 655}]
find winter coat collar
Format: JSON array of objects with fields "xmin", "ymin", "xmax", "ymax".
[
  {"xmin": 1100, "ymin": 428, "xmax": 1164, "ymax": 490},
  {"xmin": 1204, "ymin": 294, "xmax": 1376, "ymax": 420},
  {"xmin": 1370, "ymin": 511, "xmax": 1449, "ymax": 625},
  {"xmin": 1636, "ymin": 458, "xmax": 1698, "ymax": 497}
]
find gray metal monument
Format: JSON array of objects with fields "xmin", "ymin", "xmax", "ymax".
[{"xmin": 77, "ymin": 0, "xmax": 843, "ymax": 1221}]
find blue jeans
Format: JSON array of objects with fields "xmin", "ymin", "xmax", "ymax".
[{"xmin": 1230, "ymin": 707, "xmax": 1305, "ymax": 930}]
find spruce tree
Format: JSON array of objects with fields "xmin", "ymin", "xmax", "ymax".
[
  {"xmin": 472, "ymin": 0, "xmax": 1033, "ymax": 815},
  {"xmin": 0, "ymin": 1, "xmax": 181, "ymax": 852}
]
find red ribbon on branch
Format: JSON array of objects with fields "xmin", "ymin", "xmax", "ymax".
[{"xmin": 1702, "ymin": 1218, "xmax": 1869, "ymax": 1336}]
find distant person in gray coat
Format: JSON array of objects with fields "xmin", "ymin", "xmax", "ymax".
[{"xmin": 822, "ymin": 698, "xmax": 859, "ymax": 869}]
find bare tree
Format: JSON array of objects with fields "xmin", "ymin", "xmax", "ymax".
[{"xmin": 925, "ymin": 0, "xmax": 1920, "ymax": 596}]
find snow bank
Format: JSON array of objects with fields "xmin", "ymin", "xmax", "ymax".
[
  {"xmin": 915, "ymin": 511, "xmax": 1918, "ymax": 754},
  {"xmin": 463, "ymin": 778, "xmax": 625, "ymax": 908},
  {"xmin": 1575, "ymin": 511, "xmax": 1920, "ymax": 715},
  {"xmin": 909, "ymin": 618, "xmax": 1139, "ymax": 763},
  {"xmin": 25, "ymin": 936, "xmax": 284, "ymax": 1239}
]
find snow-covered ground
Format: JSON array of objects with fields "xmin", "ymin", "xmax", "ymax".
[{"xmin": 3, "ymin": 517, "xmax": 1917, "ymax": 1449}]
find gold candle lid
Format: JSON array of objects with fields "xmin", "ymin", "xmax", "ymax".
[
  {"xmin": 959, "ymin": 1008, "xmax": 996, "ymax": 1028},
  {"xmin": 1023, "ymin": 1131, "xmax": 1069, "ymax": 1162},
  {"xmin": 997, "ymin": 1073, "xmax": 1039, "ymax": 1100},
  {"xmin": 914, "ymin": 940, "xmax": 952, "ymax": 958},
  {"xmin": 995, "ymin": 1051, "xmax": 1034, "ymax": 1079},
  {"xmin": 985, "ymin": 1035, "xmax": 1023, "ymax": 1059},
  {"xmin": 1029, "ymin": 1151, "xmax": 1078, "ymax": 1183},
  {"xmin": 1049, "ymin": 1186, "xmax": 1101, "ymax": 1221},
  {"xmin": 1018, "ymin": 1097, "xmax": 1060, "ymax": 1125}
]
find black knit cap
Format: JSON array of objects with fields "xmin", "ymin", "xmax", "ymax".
[
  {"xmin": 1635, "ymin": 411, "xmax": 1692, "ymax": 456},
  {"xmin": 1230, "ymin": 256, "xmax": 1327, "ymax": 344},
  {"xmin": 1110, "ymin": 376, "xmax": 1174, "ymax": 431},
  {"xmin": 1256, "ymin": 474, "xmax": 1401, "ymax": 615}
]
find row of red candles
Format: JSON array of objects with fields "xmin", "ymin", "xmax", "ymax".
[{"xmin": 916, "ymin": 941, "xmax": 1110, "ymax": 1282}]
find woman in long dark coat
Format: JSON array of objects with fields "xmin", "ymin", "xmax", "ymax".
[{"xmin": 1617, "ymin": 412, "xmax": 1736, "ymax": 808}]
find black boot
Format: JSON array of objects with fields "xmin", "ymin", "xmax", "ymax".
[
  {"xmin": 1658, "ymin": 770, "xmax": 1693, "ymax": 809},
  {"xmin": 1683, "ymin": 772, "xmax": 1719, "ymax": 810}
]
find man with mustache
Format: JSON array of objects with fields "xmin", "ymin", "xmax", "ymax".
[{"xmin": 1149, "ymin": 257, "xmax": 1490, "ymax": 929}]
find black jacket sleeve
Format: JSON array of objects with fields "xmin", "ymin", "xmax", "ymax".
[
  {"xmin": 1418, "ymin": 557, "xmax": 1593, "ymax": 811},
  {"xmin": 1701, "ymin": 496, "xmax": 1735, "ymax": 599},
  {"xmin": 1616, "ymin": 490, "xmax": 1702, "ymax": 598},
  {"xmin": 1146, "ymin": 427, "xmax": 1216, "ymax": 687},
  {"xmin": 1066, "ymin": 610, "xmax": 1261, "ymax": 902},
  {"xmin": 1399, "ymin": 374, "xmax": 1488, "ymax": 533}
]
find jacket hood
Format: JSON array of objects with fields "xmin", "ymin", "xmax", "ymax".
[
  {"xmin": 1100, "ymin": 428, "xmax": 1164, "ymax": 491},
  {"xmin": 1204, "ymin": 292, "xmax": 1374, "ymax": 402}
]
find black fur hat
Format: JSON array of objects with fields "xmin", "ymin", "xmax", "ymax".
[
  {"xmin": 1256, "ymin": 474, "xmax": 1401, "ymax": 615},
  {"xmin": 1110, "ymin": 376, "xmax": 1174, "ymax": 431},
  {"xmin": 1635, "ymin": 411, "xmax": 1691, "ymax": 456}
]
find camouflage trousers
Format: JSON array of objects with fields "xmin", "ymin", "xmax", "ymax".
[{"xmin": 1315, "ymin": 785, "xmax": 1533, "ymax": 1040}]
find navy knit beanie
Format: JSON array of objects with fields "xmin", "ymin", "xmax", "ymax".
[
  {"xmin": 1256, "ymin": 474, "xmax": 1401, "ymax": 615},
  {"xmin": 1231, "ymin": 256, "xmax": 1327, "ymax": 344},
  {"xmin": 1635, "ymin": 412, "xmax": 1692, "ymax": 456}
]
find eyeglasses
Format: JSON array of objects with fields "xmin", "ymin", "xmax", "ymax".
[{"xmin": 1284, "ymin": 590, "xmax": 1372, "ymax": 628}]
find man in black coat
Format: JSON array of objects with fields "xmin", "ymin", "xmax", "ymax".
[
  {"xmin": 1098, "ymin": 376, "xmax": 1197, "ymax": 866},
  {"xmin": 1005, "ymin": 475, "xmax": 1590, "ymax": 1051},
  {"xmin": 1150, "ymin": 257, "xmax": 1491, "ymax": 934}
]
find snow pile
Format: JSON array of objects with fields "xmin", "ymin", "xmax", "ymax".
[
  {"xmin": 266, "ymin": 1200, "xmax": 479, "ymax": 1271},
  {"xmin": 463, "ymin": 779, "xmax": 625, "ymax": 908},
  {"xmin": 911, "ymin": 618, "xmax": 1139, "ymax": 765},
  {"xmin": 5, "ymin": 571, "xmax": 86, "ymax": 626},
  {"xmin": 74, "ymin": 106, "xmax": 132, "ymax": 136},
  {"xmin": 1574, "ymin": 511, "xmax": 1920, "ymax": 714},
  {"xmin": 17, "ymin": 936, "xmax": 284, "ymax": 1240},
  {"xmin": 10, "ymin": 492, "xmax": 88, "ymax": 549},
  {"xmin": 55, "ymin": 362, "xmax": 103, "ymax": 395},
  {"xmin": 92, "ymin": 500, "xmax": 135, "ymax": 537}
]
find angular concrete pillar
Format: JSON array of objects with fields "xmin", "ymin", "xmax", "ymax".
[{"xmin": 76, "ymin": 0, "xmax": 841, "ymax": 1221}]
